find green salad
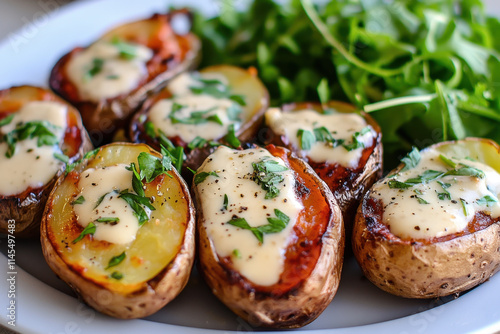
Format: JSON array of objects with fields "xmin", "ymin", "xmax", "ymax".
[{"xmin": 192, "ymin": 0, "xmax": 500, "ymax": 167}]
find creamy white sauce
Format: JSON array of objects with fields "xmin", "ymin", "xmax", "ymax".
[
  {"xmin": 66, "ymin": 41, "xmax": 153, "ymax": 102},
  {"xmin": 148, "ymin": 72, "xmax": 240, "ymax": 143},
  {"xmin": 74, "ymin": 164, "xmax": 150, "ymax": 244},
  {"xmin": 372, "ymin": 149, "xmax": 500, "ymax": 239},
  {"xmin": 265, "ymin": 108, "xmax": 374, "ymax": 168},
  {"xmin": 196, "ymin": 146, "xmax": 303, "ymax": 286},
  {"xmin": 0, "ymin": 101, "xmax": 67, "ymax": 196}
]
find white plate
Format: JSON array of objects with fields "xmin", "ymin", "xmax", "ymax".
[{"xmin": 1, "ymin": 0, "xmax": 500, "ymax": 333}]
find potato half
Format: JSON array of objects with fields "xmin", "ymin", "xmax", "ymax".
[
  {"xmin": 353, "ymin": 138, "xmax": 500, "ymax": 298},
  {"xmin": 130, "ymin": 64, "xmax": 269, "ymax": 177},
  {"xmin": 49, "ymin": 10, "xmax": 201, "ymax": 146},
  {"xmin": 263, "ymin": 101, "xmax": 382, "ymax": 231},
  {"xmin": 193, "ymin": 145, "xmax": 344, "ymax": 328},
  {"xmin": 41, "ymin": 143, "xmax": 195, "ymax": 318},
  {"xmin": 0, "ymin": 85, "xmax": 92, "ymax": 237}
]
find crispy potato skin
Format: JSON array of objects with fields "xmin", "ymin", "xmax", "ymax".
[
  {"xmin": 353, "ymin": 139, "xmax": 500, "ymax": 298},
  {"xmin": 0, "ymin": 86, "xmax": 92, "ymax": 238},
  {"xmin": 40, "ymin": 143, "xmax": 196, "ymax": 318},
  {"xmin": 265, "ymin": 101, "xmax": 382, "ymax": 233},
  {"xmin": 50, "ymin": 11, "xmax": 200, "ymax": 146},
  {"xmin": 130, "ymin": 65, "xmax": 270, "ymax": 179},
  {"xmin": 194, "ymin": 145, "xmax": 344, "ymax": 328}
]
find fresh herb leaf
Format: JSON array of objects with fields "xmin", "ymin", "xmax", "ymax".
[
  {"xmin": 137, "ymin": 152, "xmax": 171, "ymax": 183},
  {"xmin": 194, "ymin": 171, "xmax": 219, "ymax": 185},
  {"xmin": 72, "ymin": 195, "xmax": 85, "ymax": 205},
  {"xmin": 223, "ymin": 124, "xmax": 240, "ymax": 148},
  {"xmin": 297, "ymin": 129, "xmax": 315, "ymax": 150},
  {"xmin": 232, "ymin": 249, "xmax": 241, "ymax": 258},
  {"xmin": 144, "ymin": 121, "xmax": 156, "ymax": 138},
  {"xmin": 437, "ymin": 181, "xmax": 452, "ymax": 200},
  {"xmin": 1, "ymin": 120, "xmax": 60, "ymax": 158},
  {"xmin": 401, "ymin": 147, "xmax": 421, "ymax": 172},
  {"xmin": 111, "ymin": 37, "xmax": 137, "ymax": 60},
  {"xmin": 460, "ymin": 198, "xmax": 469, "ymax": 216},
  {"xmin": 118, "ymin": 190, "xmax": 155, "ymax": 226},
  {"xmin": 187, "ymin": 136, "xmax": 207, "ymax": 150},
  {"xmin": 126, "ymin": 163, "xmax": 145, "ymax": 197},
  {"xmin": 317, "ymin": 78, "xmax": 330, "ymax": 106},
  {"xmin": 94, "ymin": 192, "xmax": 110, "ymax": 210},
  {"xmin": 388, "ymin": 180, "xmax": 412, "ymax": 189},
  {"xmin": 252, "ymin": 158, "xmax": 288, "ymax": 199},
  {"xmin": 110, "ymin": 271, "xmax": 123, "ymax": 280},
  {"xmin": 313, "ymin": 126, "xmax": 333, "ymax": 143},
  {"xmin": 95, "ymin": 217, "xmax": 120, "ymax": 224},
  {"xmin": 223, "ymin": 194, "xmax": 228, "ymax": 211},
  {"xmin": 439, "ymin": 155, "xmax": 457, "ymax": 169},
  {"xmin": 443, "ymin": 165, "xmax": 485, "ymax": 179},
  {"xmin": 0, "ymin": 114, "xmax": 14, "ymax": 127},
  {"xmin": 226, "ymin": 103, "xmax": 242, "ymax": 121},
  {"xmin": 477, "ymin": 195, "xmax": 498, "ymax": 207},
  {"xmin": 106, "ymin": 251, "xmax": 126, "ymax": 269},
  {"xmin": 72, "ymin": 222, "xmax": 96, "ymax": 244},
  {"xmin": 416, "ymin": 196, "xmax": 429, "ymax": 204},
  {"xmin": 86, "ymin": 58, "xmax": 104, "ymax": 78},
  {"xmin": 229, "ymin": 94, "xmax": 246, "ymax": 106},
  {"xmin": 226, "ymin": 209, "xmax": 290, "ymax": 243},
  {"xmin": 53, "ymin": 152, "xmax": 69, "ymax": 164}
]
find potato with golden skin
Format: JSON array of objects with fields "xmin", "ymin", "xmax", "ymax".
[
  {"xmin": 353, "ymin": 138, "xmax": 500, "ymax": 298},
  {"xmin": 193, "ymin": 145, "xmax": 344, "ymax": 328},
  {"xmin": 0, "ymin": 85, "xmax": 92, "ymax": 237},
  {"xmin": 130, "ymin": 64, "xmax": 270, "ymax": 178},
  {"xmin": 41, "ymin": 143, "xmax": 195, "ymax": 318},
  {"xmin": 49, "ymin": 10, "xmax": 200, "ymax": 146}
]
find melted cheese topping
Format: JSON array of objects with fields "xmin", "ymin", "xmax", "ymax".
[
  {"xmin": 196, "ymin": 146, "xmax": 303, "ymax": 286},
  {"xmin": 66, "ymin": 41, "xmax": 153, "ymax": 102},
  {"xmin": 74, "ymin": 165, "xmax": 149, "ymax": 244},
  {"xmin": 372, "ymin": 149, "xmax": 500, "ymax": 239},
  {"xmin": 148, "ymin": 73, "xmax": 239, "ymax": 143},
  {"xmin": 0, "ymin": 101, "xmax": 67, "ymax": 196},
  {"xmin": 265, "ymin": 108, "xmax": 374, "ymax": 168}
]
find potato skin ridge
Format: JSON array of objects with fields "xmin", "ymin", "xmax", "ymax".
[
  {"xmin": 353, "ymin": 139, "xmax": 500, "ymax": 299},
  {"xmin": 195, "ymin": 145, "xmax": 344, "ymax": 328}
]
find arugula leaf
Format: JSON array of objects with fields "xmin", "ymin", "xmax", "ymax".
[
  {"xmin": 194, "ymin": 171, "xmax": 219, "ymax": 185},
  {"xmin": 106, "ymin": 252, "xmax": 126, "ymax": 269},
  {"xmin": 72, "ymin": 222, "xmax": 96, "ymax": 244}
]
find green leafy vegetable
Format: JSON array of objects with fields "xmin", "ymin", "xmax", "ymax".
[
  {"xmin": 72, "ymin": 222, "xmax": 96, "ymax": 244},
  {"xmin": 194, "ymin": 171, "xmax": 219, "ymax": 185},
  {"xmin": 193, "ymin": 0, "xmax": 500, "ymax": 168},
  {"xmin": 252, "ymin": 158, "xmax": 288, "ymax": 199},
  {"xmin": 106, "ymin": 252, "xmax": 126, "ymax": 269}
]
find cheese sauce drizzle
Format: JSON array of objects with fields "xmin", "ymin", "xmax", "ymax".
[
  {"xmin": 0, "ymin": 101, "xmax": 67, "ymax": 196},
  {"xmin": 196, "ymin": 146, "xmax": 303, "ymax": 286},
  {"xmin": 265, "ymin": 108, "xmax": 375, "ymax": 168},
  {"xmin": 372, "ymin": 149, "xmax": 500, "ymax": 239}
]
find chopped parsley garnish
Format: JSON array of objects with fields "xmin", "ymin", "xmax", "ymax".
[
  {"xmin": 342, "ymin": 127, "xmax": 371, "ymax": 151},
  {"xmin": 111, "ymin": 37, "xmax": 137, "ymax": 60},
  {"xmin": 401, "ymin": 147, "xmax": 421, "ymax": 172},
  {"xmin": 251, "ymin": 158, "xmax": 288, "ymax": 199},
  {"xmin": 223, "ymin": 124, "xmax": 241, "ymax": 148},
  {"xmin": 232, "ymin": 249, "xmax": 242, "ymax": 259},
  {"xmin": 60, "ymin": 148, "xmax": 100, "ymax": 175},
  {"xmin": 227, "ymin": 209, "xmax": 290, "ymax": 244},
  {"xmin": 106, "ymin": 251, "xmax": 126, "ymax": 269},
  {"xmin": 0, "ymin": 114, "xmax": 14, "ymax": 127},
  {"xmin": 1, "ymin": 120, "xmax": 61, "ymax": 158},
  {"xmin": 86, "ymin": 58, "xmax": 104, "ymax": 79},
  {"xmin": 297, "ymin": 129, "xmax": 315, "ymax": 150},
  {"xmin": 439, "ymin": 154, "xmax": 457, "ymax": 168},
  {"xmin": 54, "ymin": 152, "xmax": 69, "ymax": 164},
  {"xmin": 187, "ymin": 136, "xmax": 219, "ymax": 150},
  {"xmin": 477, "ymin": 195, "xmax": 498, "ymax": 207},
  {"xmin": 95, "ymin": 217, "xmax": 120, "ymax": 224},
  {"xmin": 72, "ymin": 222, "xmax": 96, "ymax": 244},
  {"xmin": 142, "ymin": 122, "xmax": 185, "ymax": 171},
  {"xmin": 443, "ymin": 164, "xmax": 485, "ymax": 179},
  {"xmin": 460, "ymin": 198, "xmax": 469, "ymax": 216},
  {"xmin": 189, "ymin": 76, "xmax": 246, "ymax": 106},
  {"xmin": 72, "ymin": 195, "xmax": 86, "ymax": 205},
  {"xmin": 119, "ymin": 190, "xmax": 155, "ymax": 226},
  {"xmin": 194, "ymin": 171, "xmax": 219, "ymax": 185},
  {"xmin": 110, "ymin": 271, "xmax": 123, "ymax": 280},
  {"xmin": 94, "ymin": 191, "xmax": 111, "ymax": 209},
  {"xmin": 223, "ymin": 194, "xmax": 228, "ymax": 210},
  {"xmin": 437, "ymin": 181, "xmax": 451, "ymax": 200},
  {"xmin": 169, "ymin": 104, "xmax": 223, "ymax": 125}
]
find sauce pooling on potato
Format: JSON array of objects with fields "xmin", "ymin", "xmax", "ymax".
[
  {"xmin": 67, "ymin": 40, "xmax": 153, "ymax": 102},
  {"xmin": 265, "ymin": 108, "xmax": 375, "ymax": 168},
  {"xmin": 0, "ymin": 101, "xmax": 67, "ymax": 196},
  {"xmin": 371, "ymin": 148, "xmax": 500, "ymax": 239},
  {"xmin": 195, "ymin": 146, "xmax": 303, "ymax": 286},
  {"xmin": 147, "ymin": 72, "xmax": 245, "ymax": 143}
]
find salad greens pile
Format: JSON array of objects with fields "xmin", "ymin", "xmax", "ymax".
[{"xmin": 193, "ymin": 0, "xmax": 500, "ymax": 167}]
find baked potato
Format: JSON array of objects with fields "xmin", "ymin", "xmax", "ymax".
[
  {"xmin": 40, "ymin": 142, "xmax": 195, "ymax": 318},
  {"xmin": 353, "ymin": 138, "xmax": 500, "ymax": 298},
  {"xmin": 263, "ymin": 101, "xmax": 382, "ymax": 231},
  {"xmin": 49, "ymin": 10, "xmax": 201, "ymax": 146},
  {"xmin": 192, "ymin": 144, "xmax": 344, "ymax": 328},
  {"xmin": 0, "ymin": 85, "xmax": 92, "ymax": 237},
  {"xmin": 130, "ymin": 64, "xmax": 269, "ymax": 177}
]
